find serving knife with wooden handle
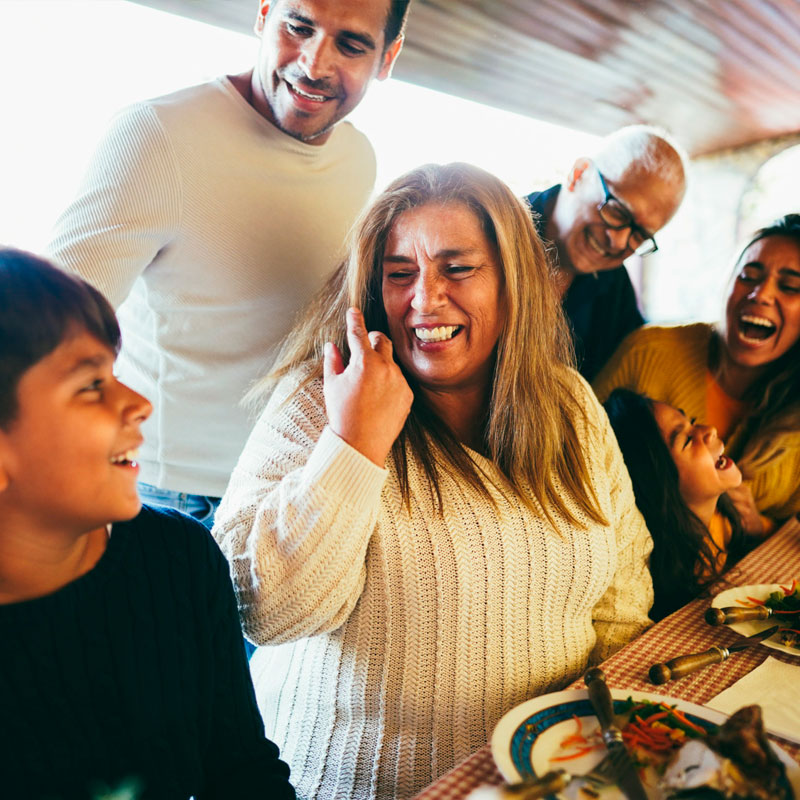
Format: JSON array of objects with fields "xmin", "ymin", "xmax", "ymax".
[
  {"xmin": 705, "ymin": 604, "xmax": 772, "ymax": 625},
  {"xmin": 648, "ymin": 624, "xmax": 779, "ymax": 684}
]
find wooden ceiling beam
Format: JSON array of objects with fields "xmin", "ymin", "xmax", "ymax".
[{"xmin": 123, "ymin": 0, "xmax": 800, "ymax": 156}]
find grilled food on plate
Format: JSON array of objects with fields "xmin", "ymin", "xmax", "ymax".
[{"xmin": 660, "ymin": 705, "xmax": 794, "ymax": 799}]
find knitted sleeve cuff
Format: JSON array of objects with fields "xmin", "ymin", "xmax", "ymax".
[{"xmin": 300, "ymin": 426, "xmax": 388, "ymax": 509}]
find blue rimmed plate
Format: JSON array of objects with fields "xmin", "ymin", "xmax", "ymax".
[{"xmin": 490, "ymin": 688, "xmax": 800, "ymax": 799}]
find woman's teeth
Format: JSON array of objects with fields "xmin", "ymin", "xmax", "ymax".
[
  {"xmin": 738, "ymin": 314, "xmax": 776, "ymax": 342},
  {"xmin": 715, "ymin": 455, "xmax": 730, "ymax": 470},
  {"xmin": 110, "ymin": 449, "xmax": 139, "ymax": 465},
  {"xmin": 414, "ymin": 325, "xmax": 460, "ymax": 343}
]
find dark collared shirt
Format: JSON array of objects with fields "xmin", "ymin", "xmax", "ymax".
[{"xmin": 526, "ymin": 184, "xmax": 644, "ymax": 381}]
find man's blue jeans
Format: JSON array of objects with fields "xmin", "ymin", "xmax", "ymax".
[{"xmin": 137, "ymin": 482, "xmax": 220, "ymax": 530}]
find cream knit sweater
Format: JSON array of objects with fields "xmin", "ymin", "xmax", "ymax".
[
  {"xmin": 48, "ymin": 77, "xmax": 375, "ymax": 497},
  {"xmin": 213, "ymin": 369, "xmax": 653, "ymax": 799}
]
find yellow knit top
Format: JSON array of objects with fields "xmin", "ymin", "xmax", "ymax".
[
  {"xmin": 593, "ymin": 323, "xmax": 800, "ymax": 526},
  {"xmin": 702, "ymin": 509, "xmax": 733, "ymax": 579}
]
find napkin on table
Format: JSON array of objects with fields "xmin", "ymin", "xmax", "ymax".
[{"xmin": 707, "ymin": 656, "xmax": 800, "ymax": 744}]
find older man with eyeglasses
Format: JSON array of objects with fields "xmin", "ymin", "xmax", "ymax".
[{"xmin": 525, "ymin": 125, "xmax": 688, "ymax": 381}]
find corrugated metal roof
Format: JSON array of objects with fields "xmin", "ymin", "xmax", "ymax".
[{"xmin": 132, "ymin": 0, "xmax": 800, "ymax": 155}]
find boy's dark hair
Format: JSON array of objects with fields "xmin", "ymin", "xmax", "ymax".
[
  {"xmin": 0, "ymin": 248, "xmax": 120, "ymax": 428},
  {"xmin": 604, "ymin": 388, "xmax": 744, "ymax": 621}
]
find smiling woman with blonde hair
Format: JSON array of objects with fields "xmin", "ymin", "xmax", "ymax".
[
  {"xmin": 214, "ymin": 163, "xmax": 653, "ymax": 799},
  {"xmin": 266, "ymin": 162, "xmax": 611, "ymax": 520}
]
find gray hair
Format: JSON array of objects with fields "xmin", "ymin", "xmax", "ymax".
[{"xmin": 593, "ymin": 125, "xmax": 689, "ymax": 189}]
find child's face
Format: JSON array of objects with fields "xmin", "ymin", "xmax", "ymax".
[
  {"xmin": 652, "ymin": 402, "xmax": 742, "ymax": 508},
  {"xmin": 0, "ymin": 329, "xmax": 152, "ymax": 533}
]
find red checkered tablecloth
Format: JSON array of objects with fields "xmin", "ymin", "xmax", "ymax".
[{"xmin": 414, "ymin": 517, "xmax": 800, "ymax": 799}]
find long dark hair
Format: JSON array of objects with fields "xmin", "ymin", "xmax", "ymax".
[
  {"xmin": 604, "ymin": 389, "xmax": 743, "ymax": 620},
  {"xmin": 719, "ymin": 214, "xmax": 800, "ymax": 473}
]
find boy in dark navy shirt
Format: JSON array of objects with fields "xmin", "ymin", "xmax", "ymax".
[{"xmin": 0, "ymin": 249, "xmax": 294, "ymax": 800}]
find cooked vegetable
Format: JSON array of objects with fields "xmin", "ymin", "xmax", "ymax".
[
  {"xmin": 661, "ymin": 705, "xmax": 795, "ymax": 799},
  {"xmin": 736, "ymin": 580, "xmax": 800, "ymax": 651},
  {"xmin": 551, "ymin": 699, "xmax": 713, "ymax": 771},
  {"xmin": 614, "ymin": 698, "xmax": 712, "ymax": 769},
  {"xmin": 554, "ymin": 714, "xmax": 603, "ymax": 761},
  {"xmin": 765, "ymin": 581, "xmax": 800, "ymax": 625},
  {"xmin": 548, "ymin": 700, "xmax": 795, "ymax": 799}
]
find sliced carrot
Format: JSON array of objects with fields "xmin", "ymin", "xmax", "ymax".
[
  {"xmin": 640, "ymin": 729, "xmax": 672, "ymax": 744},
  {"xmin": 622, "ymin": 731, "xmax": 651, "ymax": 747},
  {"xmin": 622, "ymin": 733, "xmax": 650, "ymax": 749},
  {"xmin": 551, "ymin": 745, "xmax": 598, "ymax": 762},
  {"xmin": 670, "ymin": 708, "xmax": 706, "ymax": 735},
  {"xmin": 629, "ymin": 721, "xmax": 670, "ymax": 747},
  {"xmin": 559, "ymin": 714, "xmax": 589, "ymax": 749},
  {"xmin": 625, "ymin": 732, "xmax": 673, "ymax": 753},
  {"xmin": 746, "ymin": 595, "xmax": 766, "ymax": 605},
  {"xmin": 635, "ymin": 733, "xmax": 671, "ymax": 749},
  {"xmin": 633, "ymin": 714, "xmax": 669, "ymax": 733},
  {"xmin": 641, "ymin": 710, "xmax": 670, "ymax": 723}
]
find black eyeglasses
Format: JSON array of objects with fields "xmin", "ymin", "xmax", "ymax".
[{"xmin": 594, "ymin": 165, "xmax": 658, "ymax": 257}]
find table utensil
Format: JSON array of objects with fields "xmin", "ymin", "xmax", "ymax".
[
  {"xmin": 711, "ymin": 584, "xmax": 800, "ymax": 657},
  {"xmin": 497, "ymin": 753, "xmax": 618, "ymax": 798},
  {"xmin": 705, "ymin": 604, "xmax": 772, "ymax": 625},
  {"xmin": 585, "ymin": 667, "xmax": 648, "ymax": 800},
  {"xmin": 649, "ymin": 624, "xmax": 779, "ymax": 684}
]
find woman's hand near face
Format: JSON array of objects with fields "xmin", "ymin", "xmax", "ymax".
[
  {"xmin": 323, "ymin": 308, "xmax": 414, "ymax": 467},
  {"xmin": 726, "ymin": 483, "xmax": 769, "ymax": 536}
]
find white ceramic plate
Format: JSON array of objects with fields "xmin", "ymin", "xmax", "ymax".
[
  {"xmin": 491, "ymin": 687, "xmax": 800, "ymax": 799},
  {"xmin": 712, "ymin": 583, "xmax": 800, "ymax": 657}
]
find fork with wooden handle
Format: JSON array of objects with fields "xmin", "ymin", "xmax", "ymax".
[
  {"xmin": 496, "ymin": 753, "xmax": 618, "ymax": 798},
  {"xmin": 705, "ymin": 605, "xmax": 772, "ymax": 625}
]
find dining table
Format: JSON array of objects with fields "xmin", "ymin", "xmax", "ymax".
[{"xmin": 414, "ymin": 515, "xmax": 800, "ymax": 799}]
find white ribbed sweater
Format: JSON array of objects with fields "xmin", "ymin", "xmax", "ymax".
[
  {"xmin": 213, "ymin": 370, "xmax": 653, "ymax": 799},
  {"xmin": 47, "ymin": 77, "xmax": 375, "ymax": 496}
]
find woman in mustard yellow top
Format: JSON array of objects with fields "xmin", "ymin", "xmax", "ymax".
[
  {"xmin": 594, "ymin": 214, "xmax": 800, "ymax": 535},
  {"xmin": 605, "ymin": 389, "xmax": 745, "ymax": 619}
]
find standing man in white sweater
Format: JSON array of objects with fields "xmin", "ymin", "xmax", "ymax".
[{"xmin": 47, "ymin": 0, "xmax": 407, "ymax": 527}]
